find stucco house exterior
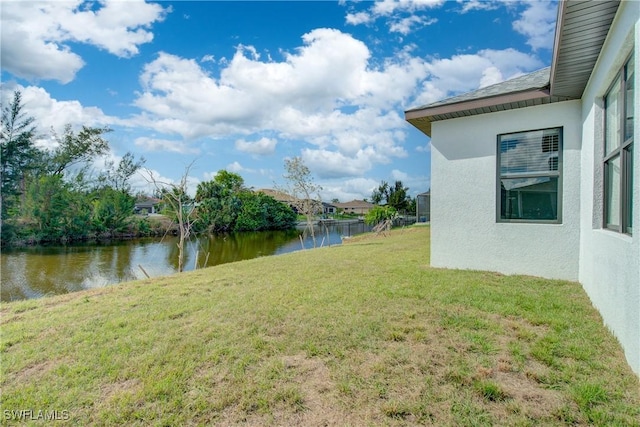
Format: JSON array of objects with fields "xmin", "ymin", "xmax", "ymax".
[
  {"xmin": 406, "ymin": 0, "xmax": 638, "ymax": 375},
  {"xmin": 334, "ymin": 200, "xmax": 376, "ymax": 215},
  {"xmin": 256, "ymin": 188, "xmax": 298, "ymax": 205},
  {"xmin": 257, "ymin": 188, "xmax": 323, "ymax": 215},
  {"xmin": 134, "ymin": 197, "xmax": 161, "ymax": 215},
  {"xmin": 322, "ymin": 202, "xmax": 337, "ymax": 215}
]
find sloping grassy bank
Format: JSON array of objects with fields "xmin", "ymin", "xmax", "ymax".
[{"xmin": 1, "ymin": 227, "xmax": 638, "ymax": 426}]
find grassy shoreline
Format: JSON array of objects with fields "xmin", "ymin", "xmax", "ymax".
[{"xmin": 1, "ymin": 226, "xmax": 638, "ymax": 425}]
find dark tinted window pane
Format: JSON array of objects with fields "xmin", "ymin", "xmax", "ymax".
[
  {"xmin": 606, "ymin": 76, "xmax": 621, "ymax": 155},
  {"xmin": 626, "ymin": 145, "xmax": 633, "ymax": 232},
  {"xmin": 625, "ymin": 58, "xmax": 634, "ymax": 141},
  {"xmin": 605, "ymin": 155, "xmax": 621, "ymax": 228},
  {"xmin": 500, "ymin": 177, "xmax": 558, "ymax": 220}
]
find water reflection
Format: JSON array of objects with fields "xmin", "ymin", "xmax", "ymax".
[{"xmin": 1, "ymin": 222, "xmax": 373, "ymax": 302}]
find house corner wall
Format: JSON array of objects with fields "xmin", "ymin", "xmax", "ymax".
[{"xmin": 578, "ymin": 4, "xmax": 640, "ymax": 375}]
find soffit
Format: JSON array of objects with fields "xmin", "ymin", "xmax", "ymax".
[{"xmin": 550, "ymin": 0, "xmax": 620, "ymax": 98}]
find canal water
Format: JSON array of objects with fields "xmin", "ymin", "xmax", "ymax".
[{"xmin": 1, "ymin": 221, "xmax": 374, "ymax": 302}]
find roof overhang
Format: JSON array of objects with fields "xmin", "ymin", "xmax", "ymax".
[
  {"xmin": 406, "ymin": 87, "xmax": 563, "ymax": 137},
  {"xmin": 405, "ymin": 0, "xmax": 620, "ymax": 137},
  {"xmin": 550, "ymin": 0, "xmax": 620, "ymax": 98}
]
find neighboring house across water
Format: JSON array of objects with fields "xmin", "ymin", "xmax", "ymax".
[
  {"xmin": 322, "ymin": 202, "xmax": 337, "ymax": 215},
  {"xmin": 334, "ymin": 200, "xmax": 375, "ymax": 215},
  {"xmin": 406, "ymin": 0, "xmax": 638, "ymax": 375},
  {"xmin": 257, "ymin": 188, "xmax": 298, "ymax": 205},
  {"xmin": 257, "ymin": 188, "xmax": 323, "ymax": 214},
  {"xmin": 134, "ymin": 197, "xmax": 161, "ymax": 215}
]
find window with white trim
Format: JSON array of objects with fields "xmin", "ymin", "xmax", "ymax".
[
  {"xmin": 604, "ymin": 55, "xmax": 634, "ymax": 234},
  {"xmin": 497, "ymin": 127, "xmax": 562, "ymax": 222}
]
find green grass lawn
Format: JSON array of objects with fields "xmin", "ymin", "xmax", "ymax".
[{"xmin": 1, "ymin": 226, "xmax": 638, "ymax": 426}]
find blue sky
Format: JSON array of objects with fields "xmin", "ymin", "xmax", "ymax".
[{"xmin": 0, "ymin": 0, "xmax": 557, "ymax": 202}]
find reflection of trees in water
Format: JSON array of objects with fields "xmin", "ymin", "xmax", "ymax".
[
  {"xmin": 1, "ymin": 240, "xmax": 152, "ymax": 302},
  {"xmin": 197, "ymin": 229, "xmax": 300, "ymax": 267},
  {"xmin": 98, "ymin": 243, "xmax": 135, "ymax": 283},
  {"xmin": 2, "ymin": 223, "xmax": 375, "ymax": 302},
  {"xmin": 165, "ymin": 237, "xmax": 189, "ymax": 272},
  {"xmin": 1, "ymin": 243, "xmax": 125, "ymax": 301},
  {"xmin": 1, "ymin": 254, "xmax": 31, "ymax": 300}
]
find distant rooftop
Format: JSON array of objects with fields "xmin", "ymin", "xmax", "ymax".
[
  {"xmin": 256, "ymin": 188, "xmax": 297, "ymax": 202},
  {"xmin": 334, "ymin": 200, "xmax": 374, "ymax": 208}
]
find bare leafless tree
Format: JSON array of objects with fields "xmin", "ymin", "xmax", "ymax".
[
  {"xmin": 143, "ymin": 162, "xmax": 197, "ymax": 272},
  {"xmin": 278, "ymin": 157, "xmax": 322, "ymax": 248}
]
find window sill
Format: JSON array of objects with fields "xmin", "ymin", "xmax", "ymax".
[
  {"xmin": 497, "ymin": 220, "xmax": 562, "ymax": 225},
  {"xmin": 595, "ymin": 228, "xmax": 633, "ymax": 243}
]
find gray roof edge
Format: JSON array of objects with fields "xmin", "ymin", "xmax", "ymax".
[
  {"xmin": 406, "ymin": 67, "xmax": 551, "ymax": 114},
  {"xmin": 549, "ymin": 0, "xmax": 568, "ymax": 94}
]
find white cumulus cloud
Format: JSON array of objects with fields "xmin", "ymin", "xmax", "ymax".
[
  {"xmin": 129, "ymin": 27, "xmax": 544, "ymax": 178},
  {"xmin": 345, "ymin": 11, "xmax": 373, "ymax": 25},
  {"xmin": 512, "ymin": 1, "xmax": 557, "ymax": 51},
  {"xmin": 235, "ymin": 137, "xmax": 278, "ymax": 156},
  {"xmin": 411, "ymin": 48, "xmax": 543, "ymax": 107},
  {"xmin": 134, "ymin": 137, "xmax": 200, "ymax": 154},
  {"xmin": 0, "ymin": 83, "xmax": 118, "ymax": 139},
  {"xmin": 225, "ymin": 161, "xmax": 256, "ymax": 174},
  {"xmin": 345, "ymin": 0, "xmax": 443, "ymax": 35},
  {"xmin": 0, "ymin": 0, "xmax": 168, "ymax": 83},
  {"xmin": 319, "ymin": 177, "xmax": 379, "ymax": 202}
]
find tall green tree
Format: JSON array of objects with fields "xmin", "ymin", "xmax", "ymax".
[
  {"xmin": 235, "ymin": 192, "xmax": 297, "ymax": 231},
  {"xmin": 388, "ymin": 180, "xmax": 410, "ymax": 212},
  {"xmin": 24, "ymin": 175, "xmax": 91, "ymax": 241},
  {"xmin": 0, "ymin": 91, "xmax": 39, "ymax": 220},
  {"xmin": 91, "ymin": 152, "xmax": 144, "ymax": 235},
  {"xmin": 371, "ymin": 181, "xmax": 389, "ymax": 205},
  {"xmin": 371, "ymin": 180, "xmax": 411, "ymax": 212},
  {"xmin": 99, "ymin": 152, "xmax": 146, "ymax": 192},
  {"xmin": 47, "ymin": 124, "xmax": 110, "ymax": 176},
  {"xmin": 213, "ymin": 170, "xmax": 245, "ymax": 193},
  {"xmin": 91, "ymin": 187, "xmax": 135, "ymax": 235},
  {"xmin": 1, "ymin": 92, "xmax": 153, "ymax": 245},
  {"xmin": 195, "ymin": 171, "xmax": 245, "ymax": 232}
]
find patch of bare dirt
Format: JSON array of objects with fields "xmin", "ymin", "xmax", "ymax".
[
  {"xmin": 495, "ymin": 370, "xmax": 566, "ymax": 419},
  {"xmin": 99, "ymin": 378, "xmax": 142, "ymax": 403},
  {"xmin": 216, "ymin": 354, "xmax": 366, "ymax": 426},
  {"xmin": 12, "ymin": 359, "xmax": 60, "ymax": 383},
  {"xmin": 271, "ymin": 354, "xmax": 355, "ymax": 426}
]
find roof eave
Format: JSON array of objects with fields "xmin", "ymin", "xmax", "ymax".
[
  {"xmin": 405, "ymin": 88, "xmax": 554, "ymax": 137},
  {"xmin": 549, "ymin": 0, "xmax": 569, "ymax": 96},
  {"xmin": 549, "ymin": 0, "xmax": 620, "ymax": 98}
]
